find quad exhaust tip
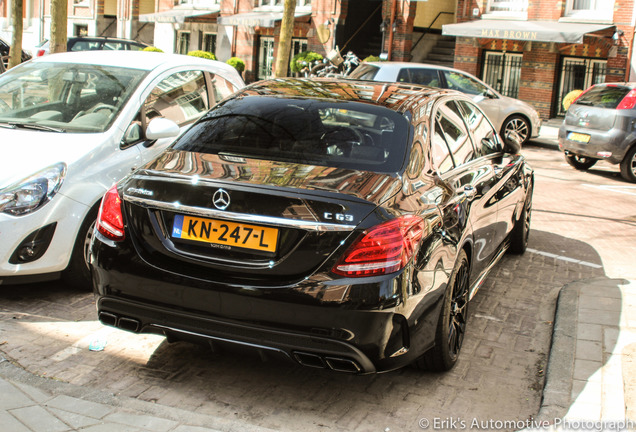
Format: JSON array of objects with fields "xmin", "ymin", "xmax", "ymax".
[
  {"xmin": 293, "ymin": 351, "xmax": 361, "ymax": 373},
  {"xmin": 98, "ymin": 311, "xmax": 141, "ymax": 333}
]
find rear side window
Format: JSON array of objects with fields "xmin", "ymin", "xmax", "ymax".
[
  {"xmin": 457, "ymin": 100, "xmax": 501, "ymax": 156},
  {"xmin": 172, "ymin": 96, "xmax": 410, "ymax": 173},
  {"xmin": 397, "ymin": 68, "xmax": 441, "ymax": 88},
  {"xmin": 442, "ymin": 71, "xmax": 488, "ymax": 96},
  {"xmin": 574, "ymin": 85, "xmax": 632, "ymax": 109}
]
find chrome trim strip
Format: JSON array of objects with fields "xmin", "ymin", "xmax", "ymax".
[{"xmin": 124, "ymin": 194, "xmax": 356, "ymax": 232}]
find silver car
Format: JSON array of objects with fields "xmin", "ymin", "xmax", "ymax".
[
  {"xmin": 349, "ymin": 61, "xmax": 542, "ymax": 146},
  {"xmin": 558, "ymin": 83, "xmax": 636, "ymax": 183}
]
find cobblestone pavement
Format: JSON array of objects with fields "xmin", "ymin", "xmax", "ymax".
[{"xmin": 1, "ymin": 143, "xmax": 634, "ymax": 431}]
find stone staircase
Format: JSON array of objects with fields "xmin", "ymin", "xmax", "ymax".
[{"xmin": 423, "ymin": 35, "xmax": 456, "ymax": 67}]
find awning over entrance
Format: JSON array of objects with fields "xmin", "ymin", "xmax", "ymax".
[
  {"xmin": 139, "ymin": 7, "xmax": 220, "ymax": 24},
  {"xmin": 217, "ymin": 11, "xmax": 311, "ymax": 28},
  {"xmin": 442, "ymin": 20, "xmax": 614, "ymax": 44}
]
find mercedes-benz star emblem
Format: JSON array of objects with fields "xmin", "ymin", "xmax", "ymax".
[{"xmin": 212, "ymin": 189, "xmax": 230, "ymax": 210}]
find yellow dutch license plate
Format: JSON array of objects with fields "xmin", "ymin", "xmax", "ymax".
[
  {"xmin": 568, "ymin": 132, "xmax": 591, "ymax": 143},
  {"xmin": 171, "ymin": 215, "xmax": 278, "ymax": 253}
]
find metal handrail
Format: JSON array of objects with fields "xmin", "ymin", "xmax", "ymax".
[{"xmin": 411, "ymin": 11, "xmax": 455, "ymax": 52}]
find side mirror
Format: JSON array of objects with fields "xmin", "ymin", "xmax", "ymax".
[
  {"xmin": 146, "ymin": 117, "xmax": 180, "ymax": 141},
  {"xmin": 503, "ymin": 130, "xmax": 522, "ymax": 154}
]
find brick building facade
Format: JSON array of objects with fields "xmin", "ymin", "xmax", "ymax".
[
  {"xmin": 443, "ymin": 0, "xmax": 635, "ymax": 119},
  {"xmin": 2, "ymin": 0, "xmax": 634, "ymax": 119}
]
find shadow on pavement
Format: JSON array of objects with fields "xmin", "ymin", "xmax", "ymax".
[{"xmin": 0, "ymin": 229, "xmax": 624, "ymax": 431}]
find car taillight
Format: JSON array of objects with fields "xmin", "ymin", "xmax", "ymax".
[
  {"xmin": 97, "ymin": 185, "xmax": 125, "ymax": 241},
  {"xmin": 36, "ymin": 49, "xmax": 45, "ymax": 57},
  {"xmin": 332, "ymin": 215, "xmax": 426, "ymax": 277},
  {"xmin": 617, "ymin": 89, "xmax": 636, "ymax": 110}
]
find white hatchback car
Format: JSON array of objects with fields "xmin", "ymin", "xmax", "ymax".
[
  {"xmin": 0, "ymin": 51, "xmax": 244, "ymax": 287},
  {"xmin": 349, "ymin": 61, "xmax": 542, "ymax": 146}
]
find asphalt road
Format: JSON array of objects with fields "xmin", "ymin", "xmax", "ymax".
[{"xmin": 1, "ymin": 143, "xmax": 634, "ymax": 431}]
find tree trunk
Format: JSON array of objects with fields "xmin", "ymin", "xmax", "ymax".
[
  {"xmin": 50, "ymin": 0, "xmax": 68, "ymax": 54},
  {"xmin": 273, "ymin": 0, "xmax": 297, "ymax": 78},
  {"xmin": 8, "ymin": 0, "xmax": 24, "ymax": 69}
]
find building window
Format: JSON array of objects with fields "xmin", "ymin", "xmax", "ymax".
[
  {"xmin": 287, "ymin": 38, "xmax": 308, "ymax": 75},
  {"xmin": 74, "ymin": 24, "xmax": 88, "ymax": 37},
  {"xmin": 177, "ymin": 31, "xmax": 190, "ymax": 55},
  {"xmin": 257, "ymin": 0, "xmax": 309, "ymax": 7},
  {"xmin": 258, "ymin": 36, "xmax": 275, "ymax": 80},
  {"xmin": 565, "ymin": 0, "xmax": 615, "ymax": 21},
  {"xmin": 203, "ymin": 33, "xmax": 217, "ymax": 55},
  {"xmin": 482, "ymin": 52, "xmax": 522, "ymax": 99},
  {"xmin": 556, "ymin": 57, "xmax": 606, "ymax": 116},
  {"xmin": 485, "ymin": 0, "xmax": 527, "ymax": 18},
  {"xmin": 258, "ymin": 0, "xmax": 283, "ymax": 7}
]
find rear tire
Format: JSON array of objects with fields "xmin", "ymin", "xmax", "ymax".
[
  {"xmin": 565, "ymin": 153, "xmax": 597, "ymax": 170},
  {"xmin": 619, "ymin": 146, "xmax": 636, "ymax": 183},
  {"xmin": 62, "ymin": 205, "xmax": 98, "ymax": 290},
  {"xmin": 414, "ymin": 249, "xmax": 470, "ymax": 372},
  {"xmin": 509, "ymin": 183, "xmax": 533, "ymax": 254}
]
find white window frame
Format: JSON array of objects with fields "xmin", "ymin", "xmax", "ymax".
[
  {"xmin": 564, "ymin": 0, "xmax": 615, "ymax": 22},
  {"xmin": 484, "ymin": 0, "xmax": 528, "ymax": 20},
  {"xmin": 177, "ymin": 31, "xmax": 191, "ymax": 55},
  {"xmin": 258, "ymin": 36, "xmax": 275, "ymax": 80}
]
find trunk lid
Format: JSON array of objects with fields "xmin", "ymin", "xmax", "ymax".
[{"xmin": 120, "ymin": 150, "xmax": 401, "ymax": 284}]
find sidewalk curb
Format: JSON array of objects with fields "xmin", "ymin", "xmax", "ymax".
[
  {"xmin": 0, "ymin": 355, "xmax": 277, "ymax": 432},
  {"xmin": 535, "ymin": 281, "xmax": 580, "ymax": 423}
]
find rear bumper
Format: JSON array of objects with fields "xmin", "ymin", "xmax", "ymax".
[
  {"xmin": 558, "ymin": 126, "xmax": 631, "ymax": 164},
  {"xmin": 91, "ymin": 237, "xmax": 447, "ymax": 373},
  {"xmin": 97, "ymin": 297, "xmax": 379, "ymax": 373}
]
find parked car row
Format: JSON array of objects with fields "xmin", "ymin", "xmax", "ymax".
[{"xmin": 2, "ymin": 52, "xmax": 534, "ymax": 374}]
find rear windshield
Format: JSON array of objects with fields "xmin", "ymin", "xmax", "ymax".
[
  {"xmin": 172, "ymin": 96, "xmax": 411, "ymax": 173},
  {"xmin": 348, "ymin": 64, "xmax": 381, "ymax": 81},
  {"xmin": 574, "ymin": 85, "xmax": 632, "ymax": 109}
]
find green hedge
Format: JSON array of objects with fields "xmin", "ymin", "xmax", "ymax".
[
  {"xmin": 143, "ymin": 46, "xmax": 164, "ymax": 52},
  {"xmin": 290, "ymin": 51, "xmax": 323, "ymax": 73},
  {"xmin": 187, "ymin": 50, "xmax": 216, "ymax": 60},
  {"xmin": 226, "ymin": 57, "xmax": 245, "ymax": 73}
]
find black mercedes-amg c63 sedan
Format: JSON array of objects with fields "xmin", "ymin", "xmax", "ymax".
[{"xmin": 90, "ymin": 78, "xmax": 534, "ymax": 374}]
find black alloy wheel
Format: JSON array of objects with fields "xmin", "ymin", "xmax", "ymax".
[
  {"xmin": 502, "ymin": 116, "xmax": 530, "ymax": 147},
  {"xmin": 564, "ymin": 152, "xmax": 597, "ymax": 170},
  {"xmin": 620, "ymin": 146, "xmax": 636, "ymax": 183},
  {"xmin": 415, "ymin": 249, "xmax": 470, "ymax": 372},
  {"xmin": 509, "ymin": 183, "xmax": 533, "ymax": 254}
]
